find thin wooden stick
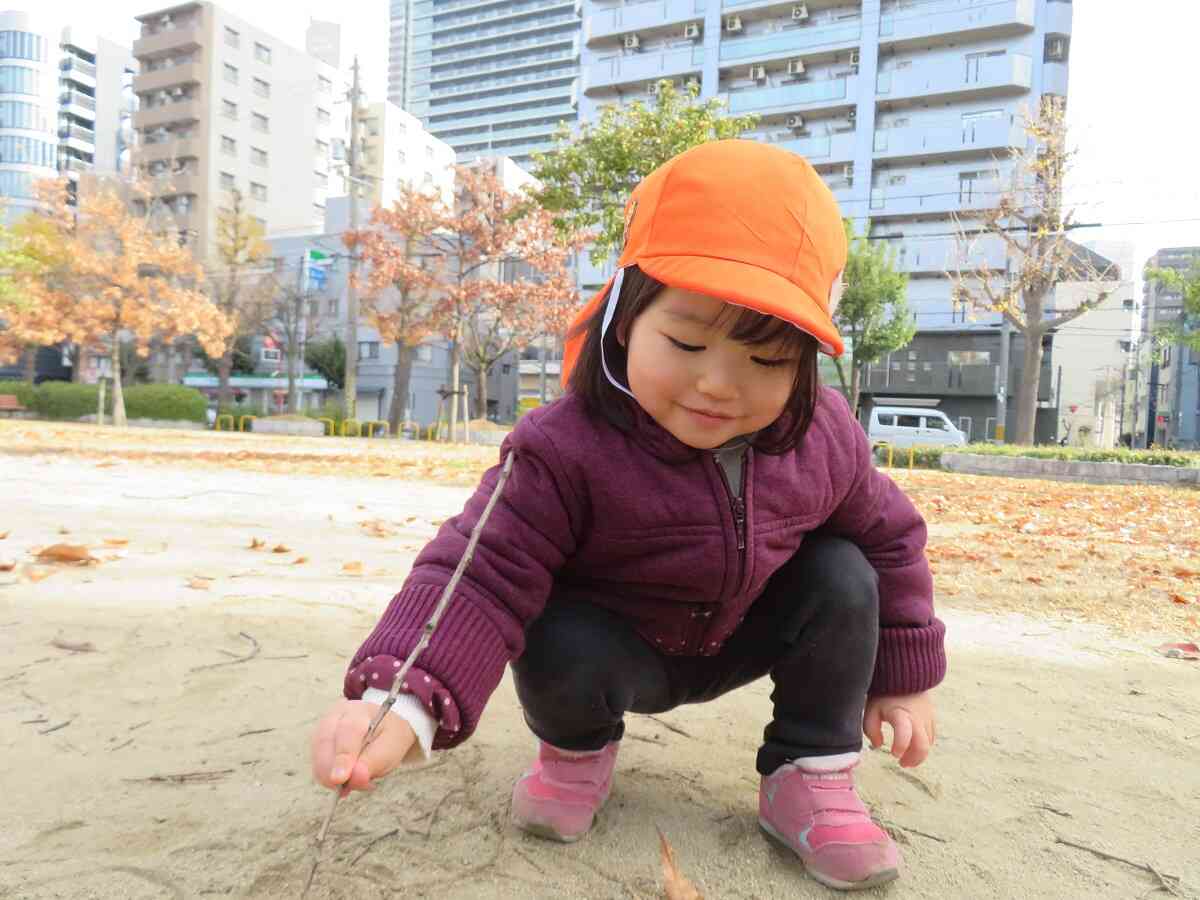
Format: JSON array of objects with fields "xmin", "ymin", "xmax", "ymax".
[
  {"xmin": 302, "ymin": 450, "xmax": 516, "ymax": 897},
  {"xmin": 1055, "ymin": 837, "xmax": 1181, "ymax": 896}
]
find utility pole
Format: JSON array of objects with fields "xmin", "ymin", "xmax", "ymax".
[
  {"xmin": 342, "ymin": 56, "xmax": 362, "ymax": 422},
  {"xmin": 996, "ymin": 318, "xmax": 1010, "ymax": 442},
  {"xmin": 291, "ymin": 251, "xmax": 310, "ymax": 413}
]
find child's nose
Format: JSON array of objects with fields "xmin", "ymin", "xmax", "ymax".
[{"xmin": 696, "ymin": 366, "xmax": 738, "ymax": 400}]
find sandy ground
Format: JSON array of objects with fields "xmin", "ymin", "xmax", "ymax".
[{"xmin": 2, "ymin": 442, "xmax": 1199, "ymax": 899}]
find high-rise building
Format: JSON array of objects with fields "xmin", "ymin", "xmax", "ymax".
[
  {"xmin": 59, "ymin": 28, "xmax": 137, "ymax": 182},
  {"xmin": 1139, "ymin": 246, "xmax": 1200, "ymax": 448},
  {"xmin": 388, "ymin": 0, "xmax": 410, "ymax": 110},
  {"xmin": 579, "ymin": 0, "xmax": 1072, "ymax": 441},
  {"xmin": 130, "ymin": 2, "xmax": 344, "ymax": 258},
  {"xmin": 0, "ymin": 11, "xmax": 61, "ymax": 221},
  {"xmin": 401, "ymin": 0, "xmax": 580, "ymax": 167}
]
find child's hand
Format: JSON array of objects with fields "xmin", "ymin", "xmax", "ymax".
[
  {"xmin": 864, "ymin": 692, "xmax": 936, "ymax": 768},
  {"xmin": 310, "ymin": 699, "xmax": 416, "ymax": 794}
]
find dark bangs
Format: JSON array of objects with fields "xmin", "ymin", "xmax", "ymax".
[{"xmin": 566, "ymin": 265, "xmax": 821, "ymax": 454}]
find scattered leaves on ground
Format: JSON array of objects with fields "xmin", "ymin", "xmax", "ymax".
[
  {"xmin": 35, "ymin": 544, "xmax": 97, "ymax": 566},
  {"xmin": 341, "ymin": 561, "xmax": 363, "ymax": 576},
  {"xmin": 659, "ymin": 829, "xmax": 703, "ymax": 900}
]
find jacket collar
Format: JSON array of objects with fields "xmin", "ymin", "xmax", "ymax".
[{"xmin": 622, "ymin": 396, "xmax": 782, "ymax": 464}]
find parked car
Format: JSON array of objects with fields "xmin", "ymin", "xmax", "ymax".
[{"xmin": 867, "ymin": 406, "xmax": 967, "ymax": 449}]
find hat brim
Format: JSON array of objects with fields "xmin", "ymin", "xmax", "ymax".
[{"xmin": 637, "ymin": 254, "xmax": 844, "ymax": 357}]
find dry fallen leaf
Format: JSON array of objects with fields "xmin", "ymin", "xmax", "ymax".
[
  {"xmin": 50, "ymin": 638, "xmax": 97, "ymax": 653},
  {"xmin": 1169, "ymin": 593, "xmax": 1190, "ymax": 605},
  {"xmin": 57, "ymin": 526, "xmax": 70, "ymax": 535},
  {"xmin": 658, "ymin": 829, "xmax": 703, "ymax": 900},
  {"xmin": 341, "ymin": 561, "xmax": 363, "ymax": 575},
  {"xmin": 24, "ymin": 567, "xmax": 53, "ymax": 583},
  {"xmin": 35, "ymin": 544, "xmax": 97, "ymax": 566},
  {"xmin": 248, "ymin": 537, "xmax": 265, "ymax": 550},
  {"xmin": 292, "ymin": 556, "xmax": 308, "ymax": 565},
  {"xmin": 0, "ymin": 559, "xmax": 16, "ymax": 572},
  {"xmin": 272, "ymin": 544, "xmax": 291, "ymax": 554},
  {"xmin": 0, "ymin": 531, "xmax": 9, "ymax": 540},
  {"xmin": 186, "ymin": 577, "xmax": 212, "ymax": 590},
  {"xmin": 360, "ymin": 519, "xmax": 396, "ymax": 538},
  {"xmin": 103, "ymin": 538, "xmax": 130, "ymax": 547}
]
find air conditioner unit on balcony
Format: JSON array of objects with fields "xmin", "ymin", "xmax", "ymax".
[
  {"xmin": 786, "ymin": 58, "xmax": 806, "ymax": 76},
  {"xmin": 750, "ymin": 65, "xmax": 767, "ymax": 82},
  {"xmin": 724, "ymin": 15, "xmax": 743, "ymax": 33},
  {"xmin": 792, "ymin": 4, "xmax": 809, "ymax": 21},
  {"xmin": 842, "ymin": 164, "xmax": 854, "ymax": 179},
  {"xmin": 623, "ymin": 33, "xmax": 640, "ymax": 50},
  {"xmin": 786, "ymin": 114, "xmax": 805, "ymax": 130},
  {"xmin": 848, "ymin": 50, "xmax": 861, "ymax": 66},
  {"xmin": 1046, "ymin": 36, "xmax": 1067, "ymax": 61},
  {"xmin": 683, "ymin": 23, "xmax": 700, "ymax": 40}
]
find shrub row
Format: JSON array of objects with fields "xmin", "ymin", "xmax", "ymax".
[{"xmin": 0, "ymin": 380, "xmax": 207, "ymax": 423}]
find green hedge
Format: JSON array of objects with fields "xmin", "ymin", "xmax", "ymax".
[
  {"xmin": 0, "ymin": 380, "xmax": 206, "ymax": 422},
  {"xmin": 304, "ymin": 400, "xmax": 348, "ymax": 434},
  {"xmin": 873, "ymin": 444, "xmax": 946, "ymax": 470},
  {"xmin": 0, "ymin": 379, "xmax": 37, "ymax": 408},
  {"xmin": 123, "ymin": 384, "xmax": 207, "ymax": 423},
  {"xmin": 948, "ymin": 443, "xmax": 1200, "ymax": 468}
]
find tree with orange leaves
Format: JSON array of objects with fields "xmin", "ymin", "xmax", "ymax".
[
  {"xmin": 350, "ymin": 166, "xmax": 584, "ymax": 430},
  {"xmin": 346, "ymin": 181, "xmax": 443, "ymax": 434},
  {"xmin": 9, "ymin": 177, "xmax": 232, "ymax": 426}
]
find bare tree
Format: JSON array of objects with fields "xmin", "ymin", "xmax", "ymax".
[{"xmin": 950, "ymin": 97, "xmax": 1116, "ymax": 444}]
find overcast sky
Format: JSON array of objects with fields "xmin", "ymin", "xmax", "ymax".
[{"xmin": 21, "ymin": 0, "xmax": 1200, "ymax": 273}]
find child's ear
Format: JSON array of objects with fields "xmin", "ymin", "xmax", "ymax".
[{"xmin": 616, "ymin": 321, "xmax": 629, "ymax": 347}]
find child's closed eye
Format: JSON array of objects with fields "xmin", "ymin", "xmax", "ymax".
[{"xmin": 666, "ymin": 336, "xmax": 704, "ymax": 353}]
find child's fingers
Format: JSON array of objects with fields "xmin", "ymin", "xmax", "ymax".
[
  {"xmin": 863, "ymin": 704, "xmax": 885, "ymax": 748},
  {"xmin": 887, "ymin": 710, "xmax": 913, "ymax": 761},
  {"xmin": 330, "ymin": 710, "xmax": 370, "ymax": 786},
  {"xmin": 310, "ymin": 713, "xmax": 341, "ymax": 788},
  {"xmin": 899, "ymin": 721, "xmax": 930, "ymax": 768}
]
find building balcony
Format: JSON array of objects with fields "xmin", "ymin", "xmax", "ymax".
[
  {"xmin": 878, "ymin": 0, "xmax": 1035, "ymax": 47},
  {"xmin": 863, "ymin": 362, "xmax": 1000, "ymax": 396},
  {"xmin": 453, "ymin": 136, "xmax": 556, "ymax": 161},
  {"xmin": 431, "ymin": 102, "xmax": 576, "ymax": 134},
  {"xmin": 718, "ymin": 21, "xmax": 862, "ymax": 65},
  {"xmin": 1043, "ymin": 61, "xmax": 1068, "ymax": 97},
  {"xmin": 585, "ymin": 0, "xmax": 705, "ymax": 46},
  {"xmin": 133, "ymin": 61, "xmax": 205, "ymax": 95},
  {"xmin": 432, "ymin": 30, "xmax": 576, "ymax": 68},
  {"xmin": 427, "ymin": 83, "xmax": 574, "ymax": 118},
  {"xmin": 133, "ymin": 23, "xmax": 203, "ymax": 59},
  {"xmin": 876, "ymin": 52, "xmax": 1032, "ymax": 102},
  {"xmin": 429, "ymin": 38, "xmax": 576, "ymax": 77},
  {"xmin": 432, "ymin": 13, "xmax": 578, "ymax": 52},
  {"xmin": 451, "ymin": 119, "xmax": 564, "ymax": 146},
  {"xmin": 754, "ymin": 129, "xmax": 856, "ymax": 165},
  {"xmin": 61, "ymin": 156, "xmax": 91, "ymax": 176},
  {"xmin": 863, "ymin": 174, "xmax": 1005, "ymax": 219},
  {"xmin": 873, "ymin": 116, "xmax": 1025, "ymax": 162},
  {"xmin": 1045, "ymin": 0, "xmax": 1072, "ymax": 35},
  {"xmin": 59, "ymin": 89, "xmax": 96, "ymax": 117},
  {"xmin": 134, "ymin": 98, "xmax": 202, "ymax": 130},
  {"xmin": 134, "ymin": 136, "xmax": 201, "ymax": 165},
  {"xmin": 721, "ymin": 74, "xmax": 856, "ymax": 116},
  {"xmin": 583, "ymin": 46, "xmax": 704, "ymax": 93},
  {"xmin": 60, "ymin": 56, "xmax": 98, "ymax": 89},
  {"xmin": 152, "ymin": 171, "xmax": 201, "ymax": 197},
  {"xmin": 883, "ymin": 235, "xmax": 1008, "ymax": 276}
]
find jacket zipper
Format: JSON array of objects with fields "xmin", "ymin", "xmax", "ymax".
[{"xmin": 713, "ymin": 450, "xmax": 748, "ymax": 578}]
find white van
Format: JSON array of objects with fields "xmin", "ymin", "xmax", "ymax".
[{"xmin": 867, "ymin": 406, "xmax": 967, "ymax": 449}]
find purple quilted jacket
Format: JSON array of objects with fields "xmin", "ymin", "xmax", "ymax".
[{"xmin": 345, "ymin": 386, "xmax": 945, "ymax": 750}]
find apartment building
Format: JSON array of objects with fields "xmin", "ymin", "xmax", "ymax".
[
  {"xmin": 130, "ymin": 2, "xmax": 344, "ymax": 258},
  {"xmin": 359, "ymin": 99, "xmax": 456, "ymax": 210},
  {"xmin": 58, "ymin": 28, "xmax": 137, "ymax": 185},
  {"xmin": 400, "ymin": 0, "xmax": 581, "ymax": 167},
  {"xmin": 1137, "ymin": 246, "xmax": 1200, "ymax": 449}
]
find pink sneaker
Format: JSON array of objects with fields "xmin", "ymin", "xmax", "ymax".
[
  {"xmin": 510, "ymin": 740, "xmax": 619, "ymax": 843},
  {"xmin": 759, "ymin": 760, "xmax": 901, "ymax": 891}
]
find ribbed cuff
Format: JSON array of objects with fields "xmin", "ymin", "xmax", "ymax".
[
  {"xmin": 869, "ymin": 619, "xmax": 947, "ymax": 696},
  {"xmin": 352, "ymin": 582, "xmax": 513, "ymax": 749}
]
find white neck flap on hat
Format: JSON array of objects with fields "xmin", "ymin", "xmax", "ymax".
[{"xmin": 599, "ymin": 266, "xmax": 635, "ymax": 399}]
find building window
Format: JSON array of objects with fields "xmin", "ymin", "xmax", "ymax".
[
  {"xmin": 251, "ymin": 112, "xmax": 269, "ymax": 132},
  {"xmin": 308, "ymin": 300, "xmax": 319, "ymax": 318},
  {"xmin": 316, "ymin": 107, "xmax": 331, "ymax": 126},
  {"xmin": 317, "ymin": 74, "xmax": 332, "ymax": 93},
  {"xmin": 315, "ymin": 139, "xmax": 328, "ymax": 159},
  {"xmin": 358, "ymin": 341, "xmax": 380, "ymax": 360},
  {"xmin": 251, "ymin": 146, "xmax": 268, "ymax": 166},
  {"xmin": 225, "ymin": 27, "xmax": 240, "ymax": 48},
  {"xmin": 222, "ymin": 99, "xmax": 238, "ymax": 120},
  {"xmin": 365, "ymin": 117, "xmax": 380, "ymax": 136},
  {"xmin": 223, "ymin": 63, "xmax": 238, "ymax": 84},
  {"xmin": 964, "ymin": 49, "xmax": 1005, "ymax": 82},
  {"xmin": 326, "ymin": 297, "xmax": 338, "ymax": 315},
  {"xmin": 0, "ymin": 31, "xmax": 47, "ymax": 62},
  {"xmin": 959, "ymin": 169, "xmax": 998, "ymax": 204},
  {"xmin": 220, "ymin": 135, "xmax": 236, "ymax": 155},
  {"xmin": 1045, "ymin": 34, "xmax": 1069, "ymax": 62},
  {"xmin": 250, "ymin": 181, "xmax": 267, "ymax": 201},
  {"xmin": 220, "ymin": 171, "xmax": 235, "ymax": 190},
  {"xmin": 254, "ymin": 42, "xmax": 271, "ymax": 64},
  {"xmin": 261, "ymin": 348, "xmax": 281, "ymax": 363},
  {"xmin": 253, "ymin": 77, "xmax": 269, "ymax": 98},
  {"xmin": 948, "ymin": 350, "xmax": 992, "ymax": 366},
  {"xmin": 397, "ymin": 149, "xmax": 406, "ymax": 164},
  {"xmin": 0, "ymin": 66, "xmax": 40, "ymax": 95}
]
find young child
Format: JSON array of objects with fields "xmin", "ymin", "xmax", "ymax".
[{"xmin": 310, "ymin": 139, "xmax": 944, "ymax": 891}]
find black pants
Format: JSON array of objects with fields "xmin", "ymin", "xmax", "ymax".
[{"xmin": 512, "ymin": 535, "xmax": 880, "ymax": 775}]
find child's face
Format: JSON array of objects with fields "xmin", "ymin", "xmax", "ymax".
[{"xmin": 623, "ymin": 287, "xmax": 800, "ymax": 450}]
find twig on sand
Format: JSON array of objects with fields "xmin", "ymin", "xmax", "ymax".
[
  {"xmin": 190, "ymin": 632, "xmax": 260, "ymax": 672},
  {"xmin": 349, "ymin": 828, "xmax": 401, "ymax": 866},
  {"xmin": 123, "ymin": 769, "xmax": 234, "ymax": 785},
  {"xmin": 646, "ymin": 715, "xmax": 693, "ymax": 739},
  {"xmin": 1034, "ymin": 802, "xmax": 1073, "ymax": 818},
  {"xmin": 39, "ymin": 718, "xmax": 74, "ymax": 735},
  {"xmin": 302, "ymin": 451, "xmax": 516, "ymax": 899},
  {"xmin": 237, "ymin": 728, "xmax": 275, "ymax": 738},
  {"xmin": 881, "ymin": 820, "xmax": 948, "ymax": 844},
  {"xmin": 1055, "ymin": 837, "xmax": 1182, "ymax": 897}
]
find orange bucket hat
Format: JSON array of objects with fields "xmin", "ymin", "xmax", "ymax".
[{"xmin": 561, "ymin": 139, "xmax": 847, "ymax": 389}]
